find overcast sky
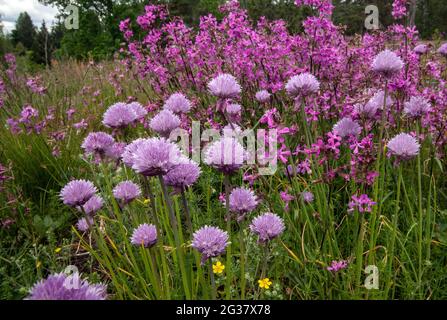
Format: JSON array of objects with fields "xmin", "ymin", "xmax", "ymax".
[{"xmin": 1, "ymin": 0, "xmax": 59, "ymax": 33}]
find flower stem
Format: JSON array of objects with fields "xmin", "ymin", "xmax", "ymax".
[
  {"xmin": 209, "ymin": 261, "xmax": 216, "ymax": 300},
  {"xmin": 416, "ymin": 123, "xmax": 424, "ymax": 297},
  {"xmin": 181, "ymin": 187, "xmax": 193, "ymax": 235},
  {"xmin": 239, "ymin": 227, "xmax": 246, "ymax": 300},
  {"xmin": 384, "ymin": 165, "xmax": 402, "ymax": 298},
  {"xmin": 224, "ymin": 174, "xmax": 232, "ymax": 300},
  {"xmin": 158, "ymin": 174, "xmax": 191, "ymax": 299}
]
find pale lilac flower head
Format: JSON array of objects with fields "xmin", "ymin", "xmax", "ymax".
[
  {"xmin": 164, "ymin": 158, "xmax": 201, "ymax": 189},
  {"xmin": 368, "ymin": 90, "xmax": 394, "ymax": 111},
  {"xmin": 371, "ymin": 49, "xmax": 404, "ymax": 78},
  {"xmin": 404, "ymin": 96, "xmax": 431, "ymax": 118},
  {"xmin": 414, "ymin": 44, "xmax": 428, "ymax": 55},
  {"xmin": 130, "ymin": 223, "xmax": 157, "ymax": 248},
  {"xmin": 127, "ymin": 102, "xmax": 148, "ymax": 119},
  {"xmin": 77, "ymin": 195, "xmax": 103, "ymax": 216},
  {"xmin": 255, "ymin": 90, "xmax": 271, "ymax": 103},
  {"xmin": 81, "ymin": 132, "xmax": 115, "ymax": 156},
  {"xmin": 333, "ymin": 118, "xmax": 361, "ymax": 138},
  {"xmin": 164, "ymin": 93, "xmax": 192, "ymax": 114},
  {"xmin": 192, "ymin": 226, "xmax": 229, "ymax": 264},
  {"xmin": 204, "ymin": 137, "xmax": 246, "ymax": 175},
  {"xmin": 122, "ymin": 138, "xmax": 146, "ymax": 167},
  {"xmin": 228, "ymin": 187, "xmax": 258, "ymax": 221},
  {"xmin": 250, "ymin": 212, "xmax": 285, "ymax": 243},
  {"xmin": 285, "ymin": 73, "xmax": 320, "ymax": 98},
  {"xmin": 327, "ymin": 260, "xmax": 348, "ymax": 273},
  {"xmin": 60, "ymin": 180, "xmax": 97, "ymax": 207},
  {"xmin": 301, "ymin": 191, "xmax": 314, "ymax": 203},
  {"xmin": 27, "ymin": 273, "xmax": 107, "ymax": 300},
  {"xmin": 207, "ymin": 74, "xmax": 241, "ymax": 99},
  {"xmin": 104, "ymin": 142, "xmax": 127, "ymax": 160},
  {"xmin": 102, "ymin": 102, "xmax": 137, "ymax": 128},
  {"xmin": 355, "ymin": 90, "xmax": 393, "ymax": 118},
  {"xmin": 76, "ymin": 217, "xmax": 94, "ymax": 232},
  {"xmin": 131, "ymin": 137, "xmax": 183, "ymax": 176},
  {"xmin": 113, "ymin": 181, "xmax": 142, "ymax": 205},
  {"xmin": 226, "ymin": 103, "xmax": 242, "ymax": 115},
  {"xmin": 438, "ymin": 43, "xmax": 447, "ymax": 56},
  {"xmin": 387, "ymin": 133, "xmax": 420, "ymax": 161},
  {"xmin": 226, "ymin": 103, "xmax": 242, "ymax": 123},
  {"xmin": 149, "ymin": 109, "xmax": 181, "ymax": 138}
]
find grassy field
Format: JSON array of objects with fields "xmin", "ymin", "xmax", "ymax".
[{"xmin": 1, "ymin": 2, "xmax": 447, "ymax": 301}]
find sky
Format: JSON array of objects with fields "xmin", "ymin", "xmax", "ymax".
[{"xmin": 0, "ymin": 0, "xmax": 59, "ymax": 33}]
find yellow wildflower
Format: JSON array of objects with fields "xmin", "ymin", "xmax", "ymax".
[
  {"xmin": 258, "ymin": 278, "xmax": 272, "ymax": 289},
  {"xmin": 212, "ymin": 261, "xmax": 225, "ymax": 274}
]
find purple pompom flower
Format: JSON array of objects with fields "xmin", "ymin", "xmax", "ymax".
[
  {"xmin": 164, "ymin": 93, "xmax": 192, "ymax": 114},
  {"xmin": 102, "ymin": 102, "xmax": 137, "ymax": 129},
  {"xmin": 414, "ymin": 44, "xmax": 428, "ymax": 55},
  {"xmin": 285, "ymin": 73, "xmax": 320, "ymax": 98},
  {"xmin": 192, "ymin": 226, "xmax": 229, "ymax": 264},
  {"xmin": 81, "ymin": 132, "xmax": 115, "ymax": 158},
  {"xmin": 333, "ymin": 117, "xmax": 361, "ymax": 138},
  {"xmin": 404, "ymin": 96, "xmax": 431, "ymax": 118},
  {"xmin": 387, "ymin": 133, "xmax": 420, "ymax": 161},
  {"xmin": 131, "ymin": 137, "xmax": 183, "ymax": 177},
  {"xmin": 437, "ymin": 43, "xmax": 447, "ymax": 56},
  {"xmin": 355, "ymin": 90, "xmax": 393, "ymax": 118},
  {"xmin": 130, "ymin": 223, "xmax": 158, "ymax": 248},
  {"xmin": 301, "ymin": 191, "xmax": 314, "ymax": 203},
  {"xmin": 76, "ymin": 217, "xmax": 94, "ymax": 232},
  {"xmin": 149, "ymin": 109, "xmax": 181, "ymax": 138},
  {"xmin": 164, "ymin": 158, "xmax": 201, "ymax": 189},
  {"xmin": 208, "ymin": 74, "xmax": 241, "ymax": 99},
  {"xmin": 60, "ymin": 180, "xmax": 97, "ymax": 207},
  {"xmin": 250, "ymin": 212, "xmax": 285, "ymax": 244},
  {"xmin": 104, "ymin": 142, "xmax": 127, "ymax": 160},
  {"xmin": 128, "ymin": 102, "xmax": 148, "ymax": 120},
  {"xmin": 228, "ymin": 187, "xmax": 258, "ymax": 221},
  {"xmin": 204, "ymin": 137, "xmax": 245, "ymax": 175},
  {"xmin": 371, "ymin": 49, "xmax": 404, "ymax": 78},
  {"xmin": 226, "ymin": 103, "xmax": 242, "ymax": 123},
  {"xmin": 77, "ymin": 195, "xmax": 103, "ymax": 216},
  {"xmin": 113, "ymin": 181, "xmax": 142, "ymax": 205},
  {"xmin": 26, "ymin": 273, "xmax": 107, "ymax": 300},
  {"xmin": 122, "ymin": 138, "xmax": 146, "ymax": 167},
  {"xmin": 255, "ymin": 90, "xmax": 271, "ymax": 103}
]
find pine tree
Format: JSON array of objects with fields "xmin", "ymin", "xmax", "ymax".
[
  {"xmin": 11, "ymin": 12, "xmax": 36, "ymax": 50},
  {"xmin": 31, "ymin": 21, "xmax": 51, "ymax": 66}
]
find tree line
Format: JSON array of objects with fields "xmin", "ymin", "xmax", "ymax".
[{"xmin": 0, "ymin": 0, "xmax": 445, "ymax": 66}]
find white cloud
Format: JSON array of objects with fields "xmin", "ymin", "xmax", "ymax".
[{"xmin": 0, "ymin": 0, "xmax": 59, "ymax": 33}]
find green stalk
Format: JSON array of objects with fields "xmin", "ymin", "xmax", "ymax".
[
  {"xmin": 224, "ymin": 174, "xmax": 232, "ymax": 300},
  {"xmin": 239, "ymin": 227, "xmax": 246, "ymax": 300},
  {"xmin": 369, "ymin": 80, "xmax": 389, "ymax": 265},
  {"xmin": 209, "ymin": 261, "xmax": 216, "ymax": 300},
  {"xmin": 144, "ymin": 176, "xmax": 160, "ymax": 231},
  {"xmin": 158, "ymin": 174, "xmax": 191, "ymax": 299},
  {"xmin": 416, "ymin": 123, "xmax": 424, "ymax": 297},
  {"xmin": 181, "ymin": 187, "xmax": 193, "ymax": 235},
  {"xmin": 384, "ymin": 165, "xmax": 402, "ymax": 298}
]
